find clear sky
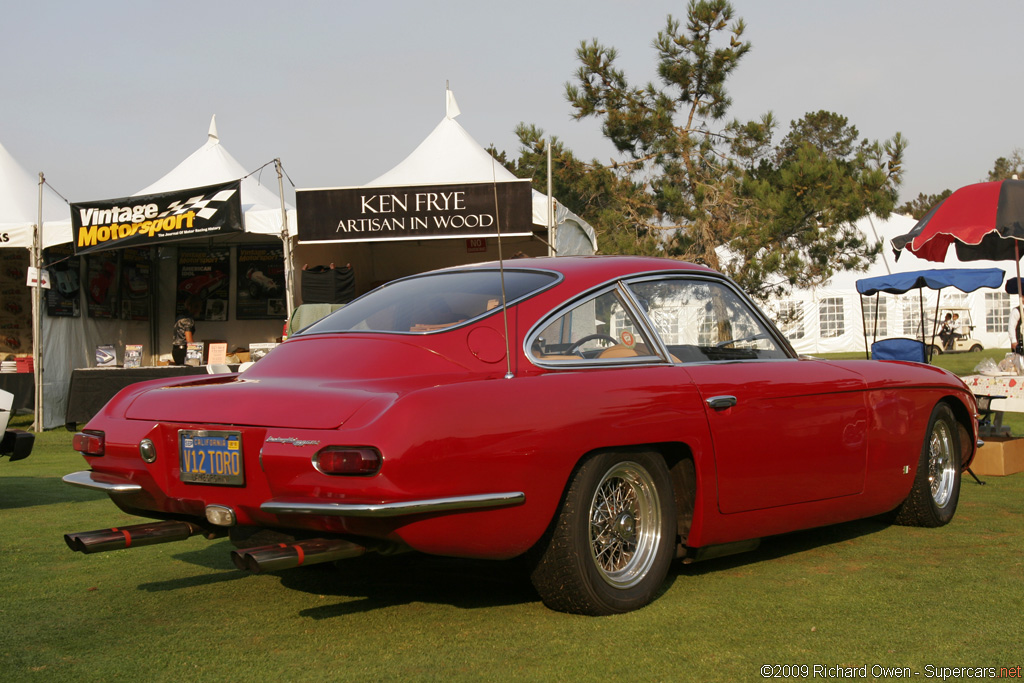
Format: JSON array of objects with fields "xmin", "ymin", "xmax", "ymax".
[{"xmin": 2, "ymin": 0, "xmax": 1020, "ymax": 209}]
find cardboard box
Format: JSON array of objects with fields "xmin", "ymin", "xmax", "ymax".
[{"xmin": 973, "ymin": 437, "xmax": 1024, "ymax": 476}]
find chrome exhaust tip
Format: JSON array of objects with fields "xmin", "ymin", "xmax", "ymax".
[
  {"xmin": 64, "ymin": 520, "xmax": 200, "ymax": 554},
  {"xmin": 231, "ymin": 538, "xmax": 366, "ymax": 573}
]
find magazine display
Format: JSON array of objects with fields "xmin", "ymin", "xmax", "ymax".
[
  {"xmin": 249, "ymin": 343, "xmax": 278, "ymax": 362},
  {"xmin": 184, "ymin": 342, "xmax": 204, "ymax": 367},
  {"xmin": 124, "ymin": 344, "xmax": 143, "ymax": 369},
  {"xmin": 95, "ymin": 345, "xmax": 116, "ymax": 367}
]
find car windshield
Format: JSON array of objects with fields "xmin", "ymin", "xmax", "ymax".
[{"xmin": 298, "ymin": 269, "xmax": 559, "ymax": 334}]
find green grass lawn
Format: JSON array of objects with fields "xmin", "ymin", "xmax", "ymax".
[{"xmin": 2, "ymin": 414, "xmax": 1022, "ymax": 681}]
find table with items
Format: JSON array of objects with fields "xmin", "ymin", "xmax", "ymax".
[
  {"xmin": 0, "ymin": 373, "xmax": 34, "ymax": 414},
  {"xmin": 64, "ymin": 366, "xmax": 236, "ymax": 430},
  {"xmin": 960, "ymin": 374, "xmax": 1024, "ymax": 436}
]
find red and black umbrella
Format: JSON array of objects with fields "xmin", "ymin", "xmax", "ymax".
[
  {"xmin": 892, "ymin": 179, "xmax": 1024, "ymax": 262},
  {"xmin": 892, "ymin": 179, "xmax": 1024, "ymax": 349}
]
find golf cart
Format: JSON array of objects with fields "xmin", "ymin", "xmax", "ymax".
[
  {"xmin": 855, "ymin": 267, "xmax": 1004, "ymax": 363},
  {"xmin": 932, "ymin": 307, "xmax": 984, "ymax": 355}
]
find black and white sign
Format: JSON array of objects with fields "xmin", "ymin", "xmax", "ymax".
[{"xmin": 296, "ymin": 180, "xmax": 533, "ymax": 243}]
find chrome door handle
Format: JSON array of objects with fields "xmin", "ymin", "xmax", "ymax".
[{"xmin": 706, "ymin": 395, "xmax": 737, "ymax": 411}]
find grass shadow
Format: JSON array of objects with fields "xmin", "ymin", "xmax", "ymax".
[
  {"xmin": 138, "ymin": 570, "xmax": 253, "ymax": 592},
  {"xmin": 138, "ymin": 517, "xmax": 894, "ymax": 615},
  {"xmin": 675, "ymin": 515, "xmax": 891, "ymax": 578},
  {"xmin": 0, "ymin": 475, "xmax": 104, "ymax": 510},
  {"xmin": 285, "ymin": 553, "xmax": 540, "ymax": 618}
]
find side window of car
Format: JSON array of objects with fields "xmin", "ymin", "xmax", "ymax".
[
  {"xmin": 531, "ymin": 288, "xmax": 660, "ymax": 363},
  {"xmin": 627, "ymin": 279, "xmax": 788, "ymax": 362}
]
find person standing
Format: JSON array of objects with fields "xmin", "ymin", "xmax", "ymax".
[
  {"xmin": 171, "ymin": 297, "xmax": 200, "ymax": 365},
  {"xmin": 1011, "ymin": 305, "xmax": 1022, "ymax": 355}
]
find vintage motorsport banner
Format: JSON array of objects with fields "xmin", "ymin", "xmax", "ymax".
[
  {"xmin": 296, "ymin": 180, "xmax": 533, "ymax": 243},
  {"xmin": 71, "ymin": 180, "xmax": 243, "ymax": 255}
]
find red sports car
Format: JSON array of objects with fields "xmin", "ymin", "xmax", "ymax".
[{"xmin": 63, "ymin": 256, "xmax": 978, "ymax": 615}]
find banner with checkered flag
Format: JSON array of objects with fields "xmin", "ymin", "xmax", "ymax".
[{"xmin": 71, "ymin": 179, "xmax": 243, "ymax": 255}]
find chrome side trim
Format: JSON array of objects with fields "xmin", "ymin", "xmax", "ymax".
[
  {"xmin": 262, "ymin": 491, "xmax": 526, "ymax": 518},
  {"xmin": 62, "ymin": 470, "xmax": 143, "ymax": 493}
]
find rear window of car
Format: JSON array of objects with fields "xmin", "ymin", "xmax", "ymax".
[{"xmin": 298, "ymin": 269, "xmax": 559, "ymax": 334}]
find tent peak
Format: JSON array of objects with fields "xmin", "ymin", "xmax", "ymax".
[
  {"xmin": 445, "ymin": 87, "xmax": 460, "ymax": 120},
  {"xmin": 208, "ymin": 115, "xmax": 219, "ymax": 143}
]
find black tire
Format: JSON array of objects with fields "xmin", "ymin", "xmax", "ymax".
[
  {"xmin": 530, "ymin": 451, "xmax": 676, "ymax": 615},
  {"xmin": 893, "ymin": 403, "xmax": 961, "ymax": 527},
  {"xmin": 927, "ymin": 345, "xmax": 943, "ymax": 357},
  {"xmin": 969, "ymin": 344, "xmax": 983, "ymax": 353}
]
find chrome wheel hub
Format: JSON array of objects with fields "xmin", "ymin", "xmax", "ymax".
[
  {"xmin": 589, "ymin": 461, "xmax": 662, "ymax": 589},
  {"xmin": 928, "ymin": 420, "xmax": 956, "ymax": 507}
]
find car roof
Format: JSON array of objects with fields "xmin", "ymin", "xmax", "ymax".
[{"xmin": 446, "ymin": 255, "xmax": 717, "ymax": 290}]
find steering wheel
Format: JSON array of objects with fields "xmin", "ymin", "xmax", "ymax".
[{"xmin": 567, "ymin": 334, "xmax": 620, "ymax": 356}]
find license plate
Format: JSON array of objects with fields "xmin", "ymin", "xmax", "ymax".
[{"xmin": 178, "ymin": 430, "xmax": 244, "ymax": 486}]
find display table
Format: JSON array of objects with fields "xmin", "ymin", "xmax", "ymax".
[
  {"xmin": 64, "ymin": 366, "xmax": 233, "ymax": 429},
  {"xmin": 961, "ymin": 375, "xmax": 1024, "ymax": 412},
  {"xmin": 0, "ymin": 373, "xmax": 34, "ymax": 413}
]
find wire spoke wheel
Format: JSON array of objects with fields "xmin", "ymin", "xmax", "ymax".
[
  {"xmin": 588, "ymin": 462, "xmax": 662, "ymax": 589},
  {"xmin": 928, "ymin": 419, "xmax": 956, "ymax": 508},
  {"xmin": 530, "ymin": 451, "xmax": 676, "ymax": 615},
  {"xmin": 893, "ymin": 402, "xmax": 962, "ymax": 528}
]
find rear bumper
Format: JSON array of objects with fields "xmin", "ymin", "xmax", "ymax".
[
  {"xmin": 64, "ymin": 469, "xmax": 524, "ymax": 519},
  {"xmin": 261, "ymin": 492, "xmax": 525, "ymax": 517},
  {"xmin": 63, "ymin": 470, "xmax": 142, "ymax": 493}
]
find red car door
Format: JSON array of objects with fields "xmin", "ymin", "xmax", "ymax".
[
  {"xmin": 681, "ymin": 360, "xmax": 868, "ymax": 513},
  {"xmin": 624, "ymin": 276, "xmax": 869, "ymax": 515}
]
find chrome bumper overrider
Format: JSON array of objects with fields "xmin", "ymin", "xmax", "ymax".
[
  {"xmin": 63, "ymin": 470, "xmax": 143, "ymax": 493},
  {"xmin": 261, "ymin": 492, "xmax": 526, "ymax": 517}
]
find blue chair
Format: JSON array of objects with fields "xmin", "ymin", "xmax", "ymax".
[{"xmin": 870, "ymin": 338, "xmax": 927, "ymax": 363}]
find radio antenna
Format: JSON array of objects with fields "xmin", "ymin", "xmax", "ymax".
[{"xmin": 492, "ymin": 158, "xmax": 514, "ymax": 379}]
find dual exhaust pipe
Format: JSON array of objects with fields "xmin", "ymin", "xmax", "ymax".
[
  {"xmin": 64, "ymin": 520, "xmax": 365, "ymax": 572},
  {"xmin": 64, "ymin": 521, "xmax": 202, "ymax": 554},
  {"xmin": 230, "ymin": 539, "xmax": 366, "ymax": 573}
]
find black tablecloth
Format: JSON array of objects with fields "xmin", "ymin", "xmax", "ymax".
[
  {"xmin": 0, "ymin": 373, "xmax": 34, "ymax": 413},
  {"xmin": 64, "ymin": 366, "xmax": 218, "ymax": 429}
]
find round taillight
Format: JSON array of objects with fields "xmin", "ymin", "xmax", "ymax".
[{"xmin": 314, "ymin": 447, "xmax": 381, "ymax": 476}]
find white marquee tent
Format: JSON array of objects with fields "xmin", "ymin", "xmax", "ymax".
[
  {"xmin": 757, "ymin": 213, "xmax": 1017, "ymax": 356},
  {"xmin": 293, "ymin": 93, "xmax": 598, "ymax": 293},
  {"xmin": 366, "ymin": 112, "xmax": 599, "ymax": 256},
  {"xmin": 36, "ymin": 119, "xmax": 297, "ymax": 429},
  {"xmin": 135, "ymin": 116, "xmax": 296, "ymax": 239},
  {"xmin": 1, "ymin": 140, "xmax": 74, "ymax": 430},
  {"xmin": 0, "ymin": 140, "xmax": 71, "ymax": 249}
]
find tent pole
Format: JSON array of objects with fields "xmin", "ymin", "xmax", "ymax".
[
  {"xmin": 857, "ymin": 293, "xmax": 869, "ymax": 359},
  {"xmin": 1017, "ymin": 242, "xmax": 1024, "ymax": 356},
  {"xmin": 918, "ymin": 288, "xmax": 925, "ymax": 348},
  {"xmin": 546, "ymin": 141, "xmax": 555, "ymax": 257},
  {"xmin": 930, "ymin": 290, "xmax": 941, "ymax": 363},
  {"xmin": 275, "ymin": 158, "xmax": 294, "ymax": 318},
  {"xmin": 32, "ymin": 173, "xmax": 44, "ymax": 433}
]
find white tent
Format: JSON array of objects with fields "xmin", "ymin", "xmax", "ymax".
[
  {"xmin": 1, "ymin": 140, "xmax": 75, "ymax": 431},
  {"xmin": 366, "ymin": 112, "xmax": 598, "ymax": 255},
  {"xmin": 758, "ymin": 213, "xmax": 1017, "ymax": 356},
  {"xmin": 0, "ymin": 140, "xmax": 71, "ymax": 249},
  {"xmin": 38, "ymin": 118, "xmax": 297, "ymax": 430},
  {"xmin": 135, "ymin": 116, "xmax": 296, "ymax": 239}
]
